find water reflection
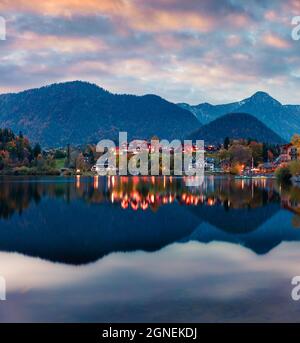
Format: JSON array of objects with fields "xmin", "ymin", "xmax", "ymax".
[
  {"xmin": 0, "ymin": 175, "xmax": 288, "ymax": 213},
  {"xmin": 0, "ymin": 176, "xmax": 300, "ymax": 322},
  {"xmin": 0, "ymin": 176, "xmax": 299, "ymax": 264},
  {"xmin": 1, "ymin": 242, "xmax": 300, "ymax": 322}
]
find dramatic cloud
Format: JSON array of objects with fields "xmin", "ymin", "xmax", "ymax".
[{"xmin": 0, "ymin": 0, "xmax": 300, "ymax": 104}]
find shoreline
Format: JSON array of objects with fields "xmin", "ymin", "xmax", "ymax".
[{"xmin": 0, "ymin": 172, "xmax": 276, "ymax": 179}]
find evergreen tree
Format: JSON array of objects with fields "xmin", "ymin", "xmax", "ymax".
[
  {"xmin": 224, "ymin": 137, "xmax": 230, "ymax": 150},
  {"xmin": 33, "ymin": 143, "xmax": 42, "ymax": 158},
  {"xmin": 262, "ymin": 143, "xmax": 268, "ymax": 162}
]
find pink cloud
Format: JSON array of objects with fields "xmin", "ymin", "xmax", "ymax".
[
  {"xmin": 263, "ymin": 34, "xmax": 291, "ymax": 49},
  {"xmin": 11, "ymin": 31, "xmax": 107, "ymax": 53}
]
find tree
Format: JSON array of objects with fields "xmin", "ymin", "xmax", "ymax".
[
  {"xmin": 66, "ymin": 144, "xmax": 71, "ymax": 166},
  {"xmin": 75, "ymin": 153, "xmax": 88, "ymax": 171},
  {"xmin": 289, "ymin": 160, "xmax": 300, "ymax": 176},
  {"xmin": 291, "ymin": 134, "xmax": 300, "ymax": 148},
  {"xmin": 68, "ymin": 150, "xmax": 80, "ymax": 169},
  {"xmin": 275, "ymin": 166, "xmax": 292, "ymax": 183},
  {"xmin": 16, "ymin": 137, "xmax": 25, "ymax": 161},
  {"xmin": 218, "ymin": 148, "xmax": 231, "ymax": 161},
  {"xmin": 84, "ymin": 144, "xmax": 96, "ymax": 165},
  {"xmin": 268, "ymin": 149, "xmax": 274, "ymax": 162},
  {"xmin": 249, "ymin": 141, "xmax": 263, "ymax": 165},
  {"xmin": 262, "ymin": 143, "xmax": 269, "ymax": 162},
  {"xmin": 229, "ymin": 162, "xmax": 244, "ymax": 175},
  {"xmin": 229, "ymin": 144, "xmax": 251, "ymax": 165},
  {"xmin": 224, "ymin": 137, "xmax": 230, "ymax": 150},
  {"xmin": 291, "ymin": 134, "xmax": 300, "ymax": 159},
  {"xmin": 33, "ymin": 143, "xmax": 42, "ymax": 158}
]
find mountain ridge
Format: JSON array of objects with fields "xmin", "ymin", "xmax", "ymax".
[
  {"xmin": 179, "ymin": 91, "xmax": 300, "ymax": 140},
  {"xmin": 0, "ymin": 81, "xmax": 200, "ymax": 147},
  {"xmin": 189, "ymin": 112, "xmax": 286, "ymax": 144}
]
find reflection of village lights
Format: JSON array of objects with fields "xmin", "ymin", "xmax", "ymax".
[
  {"xmin": 96, "ymin": 175, "xmax": 283, "ymax": 213},
  {"xmin": 207, "ymin": 198, "xmax": 215, "ymax": 206},
  {"xmin": 130, "ymin": 200, "xmax": 138, "ymax": 211},
  {"xmin": 76, "ymin": 175, "xmax": 80, "ymax": 189},
  {"xmin": 93, "ymin": 176, "xmax": 99, "ymax": 189},
  {"xmin": 121, "ymin": 199, "xmax": 128, "ymax": 209},
  {"xmin": 141, "ymin": 201, "xmax": 148, "ymax": 210}
]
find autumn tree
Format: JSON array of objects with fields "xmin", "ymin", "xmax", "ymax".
[
  {"xmin": 248, "ymin": 141, "xmax": 263, "ymax": 165},
  {"xmin": 291, "ymin": 134, "xmax": 300, "ymax": 148},
  {"xmin": 229, "ymin": 144, "xmax": 252, "ymax": 165}
]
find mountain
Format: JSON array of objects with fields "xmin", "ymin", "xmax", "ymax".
[
  {"xmin": 0, "ymin": 81, "xmax": 200, "ymax": 147},
  {"xmin": 179, "ymin": 91, "xmax": 300, "ymax": 141},
  {"xmin": 189, "ymin": 112, "xmax": 285, "ymax": 144}
]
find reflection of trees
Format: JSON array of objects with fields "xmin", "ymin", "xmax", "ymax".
[
  {"xmin": 0, "ymin": 176, "xmax": 298, "ymax": 219},
  {"xmin": 0, "ymin": 181, "xmax": 40, "ymax": 219},
  {"xmin": 292, "ymin": 215, "xmax": 300, "ymax": 229},
  {"xmin": 0, "ymin": 180, "xmax": 74, "ymax": 219},
  {"xmin": 196, "ymin": 178, "xmax": 279, "ymax": 209},
  {"xmin": 280, "ymin": 183, "xmax": 300, "ymax": 223}
]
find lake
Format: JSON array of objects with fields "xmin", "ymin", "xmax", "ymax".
[{"xmin": 0, "ymin": 175, "xmax": 300, "ymax": 322}]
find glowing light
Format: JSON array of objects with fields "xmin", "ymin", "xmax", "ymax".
[
  {"xmin": 76, "ymin": 175, "xmax": 80, "ymax": 189},
  {"xmin": 121, "ymin": 199, "xmax": 128, "ymax": 209},
  {"xmin": 130, "ymin": 201, "xmax": 138, "ymax": 211},
  {"xmin": 93, "ymin": 176, "xmax": 99, "ymax": 189}
]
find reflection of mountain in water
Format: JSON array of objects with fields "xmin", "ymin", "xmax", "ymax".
[
  {"xmin": 183, "ymin": 210, "xmax": 300, "ymax": 254},
  {"xmin": 0, "ymin": 199, "xmax": 199, "ymax": 264},
  {"xmin": 188, "ymin": 202, "xmax": 280, "ymax": 234},
  {"xmin": 0, "ymin": 176, "xmax": 299, "ymax": 264}
]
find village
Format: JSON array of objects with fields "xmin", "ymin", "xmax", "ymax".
[
  {"xmin": 1, "ymin": 127, "xmax": 300, "ymax": 184},
  {"xmin": 55, "ymin": 136, "xmax": 300, "ymax": 183}
]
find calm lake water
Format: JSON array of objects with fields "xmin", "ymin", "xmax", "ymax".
[{"xmin": 0, "ymin": 175, "xmax": 300, "ymax": 322}]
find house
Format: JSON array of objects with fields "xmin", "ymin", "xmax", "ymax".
[
  {"xmin": 258, "ymin": 162, "xmax": 276, "ymax": 173},
  {"xmin": 204, "ymin": 157, "xmax": 215, "ymax": 171},
  {"xmin": 280, "ymin": 143, "xmax": 298, "ymax": 161},
  {"xmin": 205, "ymin": 145, "xmax": 219, "ymax": 152}
]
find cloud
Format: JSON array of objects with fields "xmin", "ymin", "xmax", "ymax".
[
  {"xmin": 0, "ymin": 0, "xmax": 299, "ymax": 104},
  {"xmin": 263, "ymin": 34, "xmax": 291, "ymax": 49}
]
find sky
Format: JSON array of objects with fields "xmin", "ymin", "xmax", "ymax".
[{"xmin": 0, "ymin": 0, "xmax": 300, "ymax": 105}]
